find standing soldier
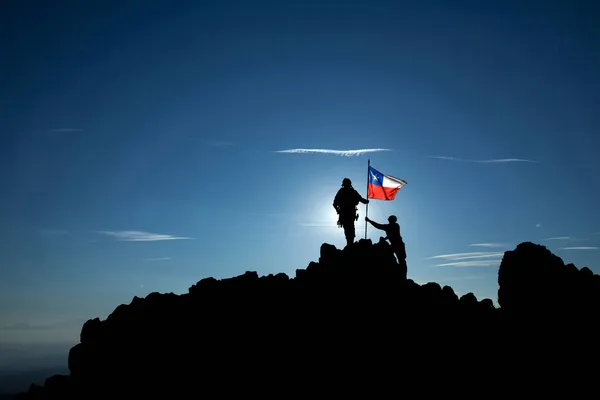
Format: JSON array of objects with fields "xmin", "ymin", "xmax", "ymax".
[{"xmin": 333, "ymin": 178, "xmax": 369, "ymax": 247}]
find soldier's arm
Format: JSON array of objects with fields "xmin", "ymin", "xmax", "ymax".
[
  {"xmin": 368, "ymin": 220, "xmax": 387, "ymax": 231},
  {"xmin": 354, "ymin": 189, "xmax": 369, "ymax": 204}
]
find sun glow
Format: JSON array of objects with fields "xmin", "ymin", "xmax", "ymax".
[{"xmin": 300, "ymin": 201, "xmax": 339, "ymax": 228}]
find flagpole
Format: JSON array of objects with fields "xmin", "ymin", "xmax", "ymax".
[{"xmin": 365, "ymin": 158, "xmax": 370, "ymax": 239}]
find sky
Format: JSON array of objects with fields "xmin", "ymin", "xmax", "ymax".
[{"xmin": 1, "ymin": 0, "xmax": 599, "ymax": 358}]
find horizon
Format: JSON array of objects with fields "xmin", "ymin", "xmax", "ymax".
[{"xmin": 1, "ymin": 0, "xmax": 599, "ymax": 374}]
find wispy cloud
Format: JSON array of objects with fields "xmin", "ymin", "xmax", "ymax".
[
  {"xmin": 429, "ymin": 251, "xmax": 505, "ymax": 267},
  {"xmin": 559, "ymin": 247, "xmax": 597, "ymax": 251},
  {"xmin": 541, "ymin": 235, "xmax": 592, "ymax": 243},
  {"xmin": 469, "ymin": 243, "xmax": 506, "ymax": 248},
  {"xmin": 429, "ymin": 156, "xmax": 538, "ymax": 163},
  {"xmin": 97, "ymin": 230, "xmax": 192, "ymax": 242},
  {"xmin": 435, "ymin": 260, "xmax": 503, "ymax": 267},
  {"xmin": 428, "ymin": 251, "xmax": 505, "ymax": 261},
  {"xmin": 438, "ymin": 275, "xmax": 490, "ymax": 282},
  {"xmin": 146, "ymin": 257, "xmax": 172, "ymax": 261},
  {"xmin": 275, "ymin": 148, "xmax": 391, "ymax": 157}
]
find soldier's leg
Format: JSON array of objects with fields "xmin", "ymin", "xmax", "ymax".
[
  {"xmin": 394, "ymin": 249, "xmax": 407, "ymax": 279},
  {"xmin": 348, "ymin": 221, "xmax": 355, "ymax": 246},
  {"xmin": 342, "ymin": 219, "xmax": 355, "ymax": 247}
]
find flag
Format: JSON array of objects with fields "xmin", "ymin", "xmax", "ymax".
[{"xmin": 367, "ymin": 166, "xmax": 407, "ymax": 201}]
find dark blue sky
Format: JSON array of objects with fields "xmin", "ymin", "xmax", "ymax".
[{"xmin": 1, "ymin": 0, "xmax": 599, "ymax": 349}]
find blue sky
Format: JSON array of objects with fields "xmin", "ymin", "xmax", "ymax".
[{"xmin": 1, "ymin": 0, "xmax": 599, "ymax": 353}]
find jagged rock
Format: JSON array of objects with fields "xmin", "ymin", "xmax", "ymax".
[
  {"xmin": 480, "ymin": 298, "xmax": 495, "ymax": 310},
  {"xmin": 80, "ymin": 317, "xmax": 102, "ymax": 344},
  {"xmin": 498, "ymin": 241, "xmax": 600, "ymax": 325},
  {"xmin": 442, "ymin": 285, "xmax": 459, "ymax": 302},
  {"xmin": 188, "ymin": 276, "xmax": 218, "ymax": 296},
  {"xmin": 16, "ymin": 240, "xmax": 600, "ymax": 399},
  {"xmin": 581, "ymin": 266, "xmax": 593, "ymax": 278},
  {"xmin": 459, "ymin": 292, "xmax": 478, "ymax": 306},
  {"xmin": 44, "ymin": 374, "xmax": 70, "ymax": 396},
  {"xmin": 319, "ymin": 243, "xmax": 339, "ymax": 264}
]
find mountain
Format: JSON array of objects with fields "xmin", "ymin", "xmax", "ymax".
[
  {"xmin": 0, "ymin": 366, "xmax": 68, "ymax": 398},
  {"xmin": 15, "ymin": 239, "xmax": 600, "ymax": 398}
]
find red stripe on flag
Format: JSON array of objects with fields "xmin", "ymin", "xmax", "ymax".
[{"xmin": 368, "ymin": 183, "xmax": 400, "ymax": 201}]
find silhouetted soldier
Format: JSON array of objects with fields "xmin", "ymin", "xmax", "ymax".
[
  {"xmin": 366, "ymin": 215, "xmax": 407, "ymax": 277},
  {"xmin": 333, "ymin": 178, "xmax": 369, "ymax": 247}
]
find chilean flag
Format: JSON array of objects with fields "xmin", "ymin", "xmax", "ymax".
[{"xmin": 367, "ymin": 166, "xmax": 407, "ymax": 201}]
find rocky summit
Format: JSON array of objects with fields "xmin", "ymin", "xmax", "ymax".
[{"xmin": 16, "ymin": 239, "xmax": 600, "ymax": 399}]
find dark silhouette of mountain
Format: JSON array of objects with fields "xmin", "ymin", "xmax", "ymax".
[
  {"xmin": 14, "ymin": 239, "xmax": 600, "ymax": 398},
  {"xmin": 0, "ymin": 366, "xmax": 68, "ymax": 398}
]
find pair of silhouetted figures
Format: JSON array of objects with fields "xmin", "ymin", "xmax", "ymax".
[{"xmin": 333, "ymin": 178, "xmax": 407, "ymax": 275}]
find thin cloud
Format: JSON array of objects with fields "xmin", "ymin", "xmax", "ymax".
[
  {"xmin": 146, "ymin": 257, "xmax": 173, "ymax": 261},
  {"xmin": 438, "ymin": 275, "xmax": 489, "ymax": 282},
  {"xmin": 469, "ymin": 243, "xmax": 506, "ymax": 248},
  {"xmin": 429, "ymin": 156, "xmax": 538, "ymax": 163},
  {"xmin": 429, "ymin": 250, "xmax": 505, "ymax": 267},
  {"xmin": 559, "ymin": 247, "xmax": 597, "ymax": 250},
  {"xmin": 543, "ymin": 236, "xmax": 571, "ymax": 241},
  {"xmin": 97, "ymin": 230, "xmax": 192, "ymax": 242},
  {"xmin": 435, "ymin": 260, "xmax": 503, "ymax": 267},
  {"xmin": 275, "ymin": 148, "xmax": 391, "ymax": 157},
  {"xmin": 428, "ymin": 251, "xmax": 505, "ymax": 261}
]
